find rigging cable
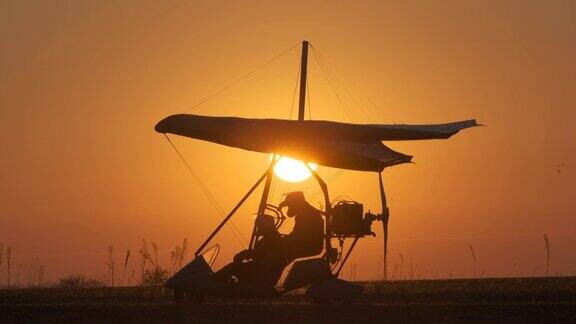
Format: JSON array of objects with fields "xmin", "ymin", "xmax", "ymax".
[
  {"xmin": 309, "ymin": 45, "xmax": 354, "ymax": 121},
  {"xmin": 311, "ymin": 47, "xmax": 360, "ymax": 121},
  {"xmin": 184, "ymin": 42, "xmax": 301, "ymax": 113},
  {"xmin": 310, "ymin": 169, "xmax": 344, "ymax": 200},
  {"xmin": 310, "ymin": 45, "xmax": 396, "ymax": 124},
  {"xmin": 163, "ymin": 134, "xmax": 248, "ymax": 248},
  {"xmin": 288, "ymin": 52, "xmax": 302, "ymax": 120},
  {"xmin": 322, "ymin": 61, "xmax": 372, "ymax": 122},
  {"xmin": 306, "ymin": 69, "xmax": 312, "ymax": 120},
  {"xmin": 312, "ymin": 48, "xmax": 372, "ymax": 122}
]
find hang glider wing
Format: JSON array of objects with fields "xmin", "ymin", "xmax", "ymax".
[{"xmin": 155, "ymin": 114, "xmax": 479, "ymax": 172}]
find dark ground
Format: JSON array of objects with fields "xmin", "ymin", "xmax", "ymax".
[{"xmin": 1, "ymin": 277, "xmax": 575, "ymax": 323}]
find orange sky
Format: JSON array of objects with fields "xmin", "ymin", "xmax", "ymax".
[{"xmin": 1, "ymin": 1, "xmax": 575, "ymax": 282}]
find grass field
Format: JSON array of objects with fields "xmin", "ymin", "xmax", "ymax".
[{"xmin": 1, "ymin": 277, "xmax": 575, "ymax": 323}]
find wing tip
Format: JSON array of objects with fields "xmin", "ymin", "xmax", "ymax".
[{"xmin": 470, "ymin": 119, "xmax": 485, "ymax": 127}]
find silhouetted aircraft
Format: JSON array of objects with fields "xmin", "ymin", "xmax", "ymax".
[{"xmin": 156, "ymin": 41, "xmax": 480, "ymax": 303}]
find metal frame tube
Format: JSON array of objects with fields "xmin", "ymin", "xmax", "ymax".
[
  {"xmin": 194, "ymin": 163, "xmax": 275, "ymax": 257},
  {"xmin": 298, "ymin": 41, "xmax": 309, "ymax": 121},
  {"xmin": 249, "ymin": 167, "xmax": 274, "ymax": 250},
  {"xmin": 334, "ymin": 236, "xmax": 360, "ymax": 276},
  {"xmin": 305, "ymin": 165, "xmax": 334, "ymax": 264}
]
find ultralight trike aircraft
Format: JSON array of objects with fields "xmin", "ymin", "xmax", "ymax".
[{"xmin": 155, "ymin": 41, "xmax": 480, "ymax": 302}]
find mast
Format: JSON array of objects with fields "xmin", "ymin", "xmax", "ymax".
[
  {"xmin": 298, "ymin": 40, "xmax": 309, "ymax": 121},
  {"xmin": 249, "ymin": 41, "xmax": 310, "ymax": 253},
  {"xmin": 298, "ymin": 41, "xmax": 337, "ymax": 267}
]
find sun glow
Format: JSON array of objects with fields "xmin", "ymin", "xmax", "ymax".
[{"xmin": 272, "ymin": 156, "xmax": 318, "ymax": 183}]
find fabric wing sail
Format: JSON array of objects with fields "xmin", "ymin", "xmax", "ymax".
[{"xmin": 155, "ymin": 114, "xmax": 479, "ymax": 172}]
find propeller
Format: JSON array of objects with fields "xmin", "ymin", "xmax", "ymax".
[{"xmin": 378, "ymin": 172, "xmax": 389, "ymax": 280}]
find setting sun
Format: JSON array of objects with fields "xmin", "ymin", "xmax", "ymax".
[{"xmin": 272, "ymin": 156, "xmax": 318, "ymax": 182}]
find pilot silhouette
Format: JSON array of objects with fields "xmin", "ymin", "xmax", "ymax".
[
  {"xmin": 277, "ymin": 191, "xmax": 324, "ymax": 260},
  {"xmin": 213, "ymin": 191, "xmax": 324, "ymax": 286}
]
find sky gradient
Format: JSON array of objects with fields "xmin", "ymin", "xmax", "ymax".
[{"xmin": 1, "ymin": 1, "xmax": 575, "ymax": 282}]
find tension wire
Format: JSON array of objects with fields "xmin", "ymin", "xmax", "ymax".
[
  {"xmin": 183, "ymin": 42, "xmax": 301, "ymax": 113},
  {"xmin": 164, "ymin": 134, "xmax": 248, "ymax": 248}
]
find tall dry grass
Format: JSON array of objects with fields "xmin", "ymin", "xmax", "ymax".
[
  {"xmin": 409, "ymin": 256, "xmax": 414, "ymax": 280},
  {"xmin": 6, "ymin": 245, "xmax": 11, "ymax": 286},
  {"xmin": 0, "ymin": 244, "xmax": 3, "ymax": 282},
  {"xmin": 139, "ymin": 239, "xmax": 151, "ymax": 285},
  {"xmin": 398, "ymin": 253, "xmax": 404, "ymax": 280},
  {"xmin": 152, "ymin": 243, "xmax": 159, "ymax": 268},
  {"xmin": 105, "ymin": 246, "xmax": 115, "ymax": 287},
  {"xmin": 469, "ymin": 244, "xmax": 478, "ymax": 279},
  {"xmin": 543, "ymin": 234, "xmax": 550, "ymax": 277},
  {"xmin": 15, "ymin": 263, "xmax": 23, "ymax": 286},
  {"xmin": 5, "ymin": 234, "xmax": 566, "ymax": 286},
  {"xmin": 138, "ymin": 239, "xmax": 171, "ymax": 287},
  {"xmin": 348, "ymin": 262, "xmax": 357, "ymax": 281},
  {"xmin": 1, "ymin": 244, "xmax": 46, "ymax": 288},
  {"xmin": 102, "ymin": 246, "xmax": 135, "ymax": 287},
  {"xmin": 376, "ymin": 255, "xmax": 383, "ymax": 280},
  {"xmin": 121, "ymin": 249, "xmax": 131, "ymax": 286},
  {"xmin": 0, "ymin": 240, "xmax": 182, "ymax": 288},
  {"xmin": 169, "ymin": 239, "xmax": 189, "ymax": 276},
  {"xmin": 26, "ymin": 258, "xmax": 45, "ymax": 288}
]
